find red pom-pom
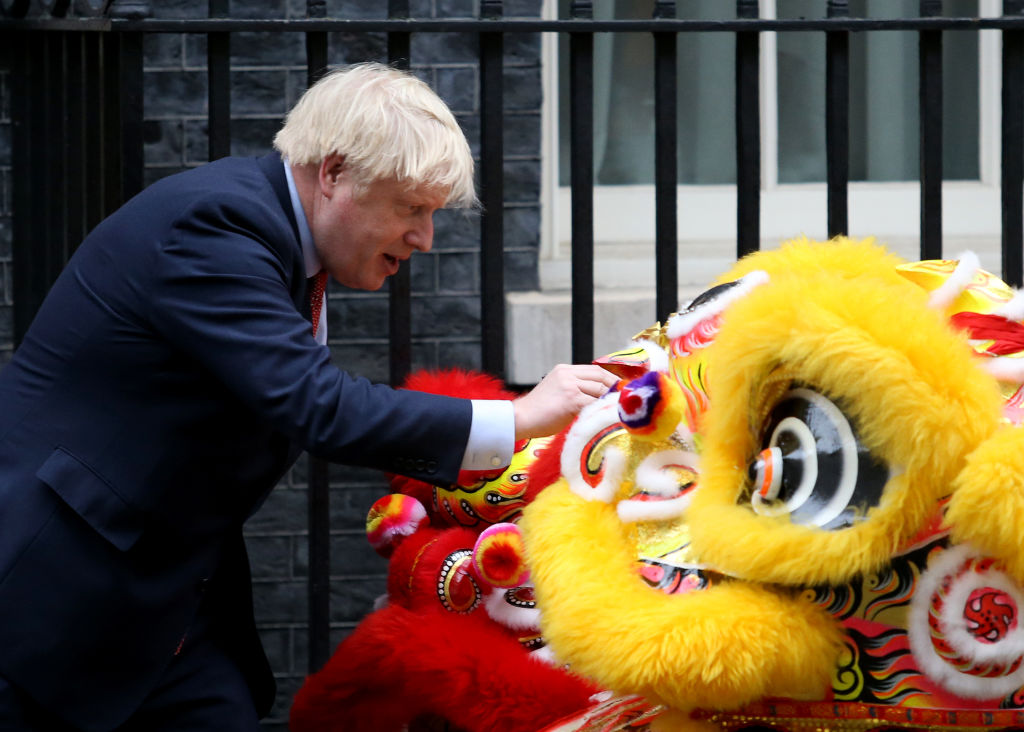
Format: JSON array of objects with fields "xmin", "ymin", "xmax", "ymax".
[{"xmin": 473, "ymin": 523, "xmax": 529, "ymax": 588}]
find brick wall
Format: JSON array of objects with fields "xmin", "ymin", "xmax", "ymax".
[{"xmin": 0, "ymin": 1, "xmax": 542, "ymax": 728}]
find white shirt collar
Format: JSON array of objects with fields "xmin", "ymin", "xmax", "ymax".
[{"xmin": 283, "ymin": 160, "xmax": 321, "ymax": 279}]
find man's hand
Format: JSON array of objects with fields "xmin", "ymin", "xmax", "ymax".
[{"xmin": 512, "ymin": 364, "xmax": 620, "ymax": 440}]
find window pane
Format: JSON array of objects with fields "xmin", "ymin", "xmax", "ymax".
[
  {"xmin": 559, "ymin": 0, "xmax": 981, "ymax": 186},
  {"xmin": 557, "ymin": 0, "xmax": 735, "ymax": 186},
  {"xmin": 777, "ymin": 0, "xmax": 979, "ymax": 183}
]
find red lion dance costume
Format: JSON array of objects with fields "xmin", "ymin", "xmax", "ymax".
[{"xmin": 289, "ymin": 370, "xmax": 598, "ymax": 732}]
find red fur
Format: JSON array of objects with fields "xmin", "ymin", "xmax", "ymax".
[
  {"xmin": 401, "ymin": 368, "xmax": 518, "ymax": 402},
  {"xmin": 479, "ymin": 542, "xmax": 521, "ymax": 584},
  {"xmin": 386, "ymin": 526, "xmax": 481, "ymax": 610},
  {"xmin": 391, "ymin": 369, "xmax": 521, "ymax": 502},
  {"xmin": 289, "ymin": 605, "xmax": 598, "ymax": 732},
  {"xmin": 290, "ymin": 374, "xmax": 598, "ymax": 732}
]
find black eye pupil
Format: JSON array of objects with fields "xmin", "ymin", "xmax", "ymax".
[
  {"xmin": 748, "ymin": 387, "xmax": 890, "ymax": 530},
  {"xmin": 771, "ymin": 431, "xmax": 806, "ymax": 502}
]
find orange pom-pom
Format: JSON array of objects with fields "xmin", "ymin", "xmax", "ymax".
[{"xmin": 472, "ymin": 523, "xmax": 529, "ymax": 588}]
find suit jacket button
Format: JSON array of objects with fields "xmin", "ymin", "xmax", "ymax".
[
  {"xmin": 197, "ymin": 578, "xmax": 210, "ymax": 595},
  {"xmin": 426, "ymin": 460, "xmax": 437, "ymax": 474}
]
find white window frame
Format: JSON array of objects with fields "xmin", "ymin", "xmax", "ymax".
[{"xmin": 538, "ymin": 0, "xmax": 1005, "ymax": 287}]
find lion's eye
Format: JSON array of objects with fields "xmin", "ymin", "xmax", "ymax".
[{"xmin": 746, "ymin": 387, "xmax": 890, "ymax": 530}]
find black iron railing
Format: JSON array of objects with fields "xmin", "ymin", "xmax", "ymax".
[{"xmin": 3, "ymin": 0, "xmax": 1024, "ymax": 684}]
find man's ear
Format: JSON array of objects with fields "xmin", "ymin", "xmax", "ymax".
[{"xmin": 318, "ymin": 153, "xmax": 347, "ymax": 197}]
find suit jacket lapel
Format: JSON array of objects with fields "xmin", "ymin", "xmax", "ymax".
[
  {"xmin": 258, "ymin": 151, "xmax": 301, "ymax": 244},
  {"xmin": 257, "ymin": 151, "xmax": 313, "ymax": 320}
]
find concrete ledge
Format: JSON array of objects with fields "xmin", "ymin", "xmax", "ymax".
[
  {"xmin": 506, "ymin": 287, "xmax": 705, "ymax": 384},
  {"xmin": 509, "ymin": 236, "xmax": 1003, "ymax": 384}
]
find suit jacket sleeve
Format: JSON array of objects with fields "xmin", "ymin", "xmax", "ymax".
[{"xmin": 144, "ymin": 190, "xmax": 470, "ymax": 484}]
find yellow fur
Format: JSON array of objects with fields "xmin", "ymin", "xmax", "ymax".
[
  {"xmin": 686, "ymin": 238, "xmax": 1003, "ymax": 585},
  {"xmin": 521, "ymin": 479, "xmax": 846, "ymax": 713},
  {"xmin": 948, "ymin": 426, "xmax": 1024, "ymax": 583},
  {"xmin": 523, "ymin": 237, "xmax": 1020, "ymax": 723}
]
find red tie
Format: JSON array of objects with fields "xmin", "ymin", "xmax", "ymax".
[{"xmin": 309, "ymin": 271, "xmax": 328, "ymax": 337}]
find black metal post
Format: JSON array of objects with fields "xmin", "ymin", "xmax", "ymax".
[
  {"xmin": 304, "ymin": 0, "xmax": 331, "ymax": 676},
  {"xmin": 1003, "ymin": 1, "xmax": 1024, "ymax": 287},
  {"xmin": 653, "ymin": 0, "xmax": 678, "ymax": 323},
  {"xmin": 101, "ymin": 33, "xmax": 123, "ymax": 216},
  {"xmin": 208, "ymin": 0, "xmax": 231, "ymax": 161},
  {"xmin": 825, "ymin": 0, "xmax": 849, "ymax": 238},
  {"xmin": 387, "ymin": 0, "xmax": 412, "ymax": 387},
  {"xmin": 45, "ymin": 33, "xmax": 67, "ymax": 276},
  {"xmin": 919, "ymin": 0, "xmax": 942, "ymax": 259},
  {"xmin": 83, "ymin": 32, "xmax": 104, "ymax": 233},
  {"xmin": 480, "ymin": 0, "xmax": 506, "ymax": 377},
  {"xmin": 11, "ymin": 30, "xmax": 36, "ymax": 345},
  {"xmin": 569, "ymin": 0, "xmax": 594, "ymax": 365},
  {"xmin": 117, "ymin": 31, "xmax": 145, "ymax": 202},
  {"xmin": 735, "ymin": 0, "xmax": 760, "ymax": 258},
  {"xmin": 65, "ymin": 31, "xmax": 86, "ymax": 250},
  {"xmin": 109, "ymin": 2, "xmax": 147, "ymax": 203},
  {"xmin": 26, "ymin": 34, "xmax": 52, "ymax": 335}
]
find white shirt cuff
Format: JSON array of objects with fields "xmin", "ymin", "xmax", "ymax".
[{"xmin": 462, "ymin": 399, "xmax": 515, "ymax": 470}]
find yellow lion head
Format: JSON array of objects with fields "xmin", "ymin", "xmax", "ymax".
[{"xmin": 523, "ymin": 237, "xmax": 1024, "ymax": 729}]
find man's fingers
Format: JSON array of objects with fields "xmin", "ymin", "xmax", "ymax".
[
  {"xmin": 578, "ymin": 377, "xmax": 615, "ymax": 398},
  {"xmin": 543, "ymin": 364, "xmax": 618, "ymax": 390}
]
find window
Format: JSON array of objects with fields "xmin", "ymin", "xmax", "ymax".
[{"xmin": 539, "ymin": 0, "xmax": 1002, "ymax": 282}]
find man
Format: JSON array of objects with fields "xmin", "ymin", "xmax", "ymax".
[{"xmin": 0, "ymin": 63, "xmax": 617, "ymax": 731}]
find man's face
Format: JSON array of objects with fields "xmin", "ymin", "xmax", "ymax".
[{"xmin": 310, "ymin": 155, "xmax": 447, "ymax": 291}]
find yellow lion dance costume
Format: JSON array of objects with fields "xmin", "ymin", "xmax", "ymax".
[{"xmin": 523, "ymin": 237, "xmax": 1024, "ymax": 731}]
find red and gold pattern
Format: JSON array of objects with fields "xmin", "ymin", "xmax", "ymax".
[
  {"xmin": 436, "ymin": 548, "xmax": 480, "ymax": 614},
  {"xmin": 696, "ymin": 700, "xmax": 1024, "ymax": 731},
  {"xmin": 433, "ymin": 436, "xmax": 554, "ymax": 528}
]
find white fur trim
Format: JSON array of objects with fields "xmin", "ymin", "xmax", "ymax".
[
  {"xmin": 562, "ymin": 392, "xmax": 624, "ymax": 503},
  {"xmin": 666, "ymin": 270, "xmax": 770, "ymax": 340},
  {"xmin": 992, "ymin": 290, "xmax": 1024, "ymax": 322},
  {"xmin": 617, "ymin": 495, "xmax": 692, "ymax": 523},
  {"xmin": 634, "ymin": 338, "xmax": 670, "ymax": 373},
  {"xmin": 587, "ymin": 446, "xmax": 625, "ymax": 504},
  {"xmin": 927, "ymin": 251, "xmax": 981, "ymax": 310},
  {"xmin": 944, "ymin": 561, "xmax": 1024, "ymax": 664},
  {"xmin": 484, "ymin": 588, "xmax": 541, "ymax": 631},
  {"xmin": 908, "ymin": 544, "xmax": 1024, "ymax": 698},
  {"xmin": 634, "ymin": 449, "xmax": 700, "ymax": 497},
  {"xmin": 530, "ymin": 645, "xmax": 558, "ymax": 665},
  {"xmin": 980, "ymin": 356, "xmax": 1024, "ymax": 384}
]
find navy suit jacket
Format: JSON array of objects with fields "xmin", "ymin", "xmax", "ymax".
[{"xmin": 0, "ymin": 153, "xmax": 471, "ymax": 730}]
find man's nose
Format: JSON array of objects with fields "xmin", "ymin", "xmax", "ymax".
[{"xmin": 407, "ymin": 216, "xmax": 434, "ymax": 252}]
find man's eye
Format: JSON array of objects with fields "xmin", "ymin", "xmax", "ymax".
[{"xmin": 745, "ymin": 386, "xmax": 891, "ymax": 530}]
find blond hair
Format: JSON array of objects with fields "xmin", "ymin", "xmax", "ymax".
[{"xmin": 273, "ymin": 62, "xmax": 477, "ymax": 209}]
